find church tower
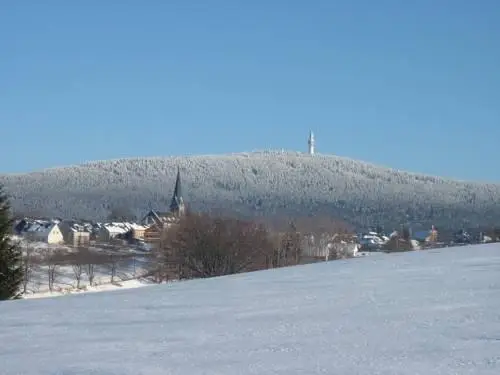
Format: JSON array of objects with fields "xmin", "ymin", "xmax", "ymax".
[
  {"xmin": 170, "ymin": 167, "xmax": 185, "ymax": 217},
  {"xmin": 308, "ymin": 130, "xmax": 315, "ymax": 155}
]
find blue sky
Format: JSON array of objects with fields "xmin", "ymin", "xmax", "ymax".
[{"xmin": 1, "ymin": 0, "xmax": 499, "ymax": 181}]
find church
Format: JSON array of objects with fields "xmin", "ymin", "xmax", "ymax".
[{"xmin": 142, "ymin": 167, "xmax": 185, "ymax": 243}]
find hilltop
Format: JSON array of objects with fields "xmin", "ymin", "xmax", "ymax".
[
  {"xmin": 1, "ymin": 151, "xmax": 500, "ymax": 229},
  {"xmin": 2, "ymin": 244, "xmax": 500, "ymax": 374}
]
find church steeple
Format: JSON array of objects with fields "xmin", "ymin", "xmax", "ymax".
[{"xmin": 170, "ymin": 167, "xmax": 185, "ymax": 217}]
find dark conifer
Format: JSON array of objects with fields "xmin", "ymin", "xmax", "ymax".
[{"xmin": 0, "ymin": 185, "xmax": 23, "ymax": 300}]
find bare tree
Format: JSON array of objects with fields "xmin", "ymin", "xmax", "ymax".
[
  {"xmin": 145, "ymin": 242, "xmax": 167, "ymax": 283},
  {"xmin": 274, "ymin": 221, "xmax": 302, "ymax": 267},
  {"xmin": 104, "ymin": 250, "xmax": 138, "ymax": 283},
  {"xmin": 63, "ymin": 248, "xmax": 89, "ymax": 288},
  {"xmin": 82, "ymin": 248, "xmax": 106, "ymax": 287},
  {"xmin": 107, "ymin": 205, "xmax": 136, "ymax": 222},
  {"xmin": 22, "ymin": 242, "xmax": 34, "ymax": 295},
  {"xmin": 159, "ymin": 213, "xmax": 275, "ymax": 280},
  {"xmin": 47, "ymin": 263, "xmax": 57, "ymax": 292},
  {"xmin": 87, "ymin": 262, "xmax": 96, "ymax": 286},
  {"xmin": 72, "ymin": 263, "xmax": 84, "ymax": 289},
  {"xmin": 46, "ymin": 250, "xmax": 66, "ymax": 292},
  {"xmin": 48, "ymin": 263, "xmax": 59, "ymax": 292},
  {"xmin": 107, "ymin": 253, "xmax": 120, "ymax": 283},
  {"xmin": 64, "ymin": 247, "xmax": 109, "ymax": 288}
]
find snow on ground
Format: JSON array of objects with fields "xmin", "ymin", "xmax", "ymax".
[
  {"xmin": 23, "ymin": 257, "xmax": 150, "ymax": 297},
  {"xmin": 2, "ymin": 244, "xmax": 500, "ymax": 375},
  {"xmin": 15, "ymin": 238, "xmax": 152, "ymax": 298},
  {"xmin": 23, "ymin": 277, "xmax": 156, "ymax": 299}
]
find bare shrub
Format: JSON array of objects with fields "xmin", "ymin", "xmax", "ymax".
[
  {"xmin": 159, "ymin": 212, "xmax": 275, "ymax": 280},
  {"xmin": 22, "ymin": 243, "xmax": 34, "ymax": 294}
]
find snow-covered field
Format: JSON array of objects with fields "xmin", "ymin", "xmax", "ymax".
[
  {"xmin": 2, "ymin": 151, "xmax": 500, "ymax": 228},
  {"xmin": 2, "ymin": 244, "xmax": 500, "ymax": 374},
  {"xmin": 24, "ymin": 278, "xmax": 155, "ymax": 299}
]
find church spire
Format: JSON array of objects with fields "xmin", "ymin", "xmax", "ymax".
[{"xmin": 170, "ymin": 167, "xmax": 185, "ymax": 217}]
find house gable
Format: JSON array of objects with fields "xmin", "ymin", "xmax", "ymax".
[{"xmin": 141, "ymin": 210, "xmax": 173, "ymax": 226}]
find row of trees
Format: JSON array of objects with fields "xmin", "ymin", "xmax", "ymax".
[
  {"xmin": 148, "ymin": 212, "xmax": 356, "ymax": 283},
  {"xmin": 22, "ymin": 246, "xmax": 139, "ymax": 294},
  {"xmin": 1, "ymin": 182, "xmax": 357, "ymax": 301}
]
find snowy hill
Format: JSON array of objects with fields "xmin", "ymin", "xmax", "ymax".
[
  {"xmin": 2, "ymin": 244, "xmax": 500, "ymax": 374},
  {"xmin": 2, "ymin": 151, "xmax": 500, "ymax": 228}
]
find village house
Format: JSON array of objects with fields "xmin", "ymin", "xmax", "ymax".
[
  {"xmin": 12, "ymin": 167, "xmax": 188, "ymax": 248},
  {"xmin": 98, "ymin": 222, "xmax": 133, "ymax": 243},
  {"xmin": 69, "ymin": 229, "xmax": 91, "ymax": 247},
  {"xmin": 25, "ymin": 221, "xmax": 65, "ymax": 244},
  {"xmin": 413, "ymin": 225, "xmax": 439, "ymax": 245},
  {"xmin": 130, "ymin": 223, "xmax": 148, "ymax": 240},
  {"xmin": 142, "ymin": 211, "xmax": 176, "ymax": 243},
  {"xmin": 58, "ymin": 220, "xmax": 91, "ymax": 247},
  {"xmin": 301, "ymin": 233, "xmax": 359, "ymax": 261}
]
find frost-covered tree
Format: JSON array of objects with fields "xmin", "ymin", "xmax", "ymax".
[
  {"xmin": 107, "ymin": 205, "xmax": 136, "ymax": 222},
  {"xmin": 0, "ymin": 185, "xmax": 23, "ymax": 300},
  {"xmin": 2, "ymin": 151, "xmax": 500, "ymax": 229}
]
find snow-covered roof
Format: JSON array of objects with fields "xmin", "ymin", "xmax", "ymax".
[
  {"xmin": 25, "ymin": 221, "xmax": 58, "ymax": 234},
  {"xmin": 103, "ymin": 223, "xmax": 132, "ymax": 234},
  {"xmin": 102, "ymin": 222, "xmax": 148, "ymax": 234},
  {"xmin": 69, "ymin": 227, "xmax": 90, "ymax": 234},
  {"xmin": 130, "ymin": 223, "xmax": 148, "ymax": 231}
]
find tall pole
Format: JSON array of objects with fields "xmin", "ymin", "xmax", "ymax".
[{"xmin": 308, "ymin": 131, "xmax": 315, "ymax": 155}]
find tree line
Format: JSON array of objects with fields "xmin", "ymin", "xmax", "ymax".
[
  {"xmin": 147, "ymin": 211, "xmax": 355, "ymax": 283},
  {"xmin": 22, "ymin": 245, "xmax": 140, "ymax": 294},
  {"xmin": 1, "ymin": 183, "xmax": 356, "ymax": 301}
]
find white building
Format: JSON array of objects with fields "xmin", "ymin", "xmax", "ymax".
[{"xmin": 26, "ymin": 222, "xmax": 65, "ymax": 245}]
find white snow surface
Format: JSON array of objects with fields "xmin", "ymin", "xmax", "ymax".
[
  {"xmin": 2, "ymin": 244, "xmax": 500, "ymax": 375},
  {"xmin": 23, "ymin": 278, "xmax": 155, "ymax": 299}
]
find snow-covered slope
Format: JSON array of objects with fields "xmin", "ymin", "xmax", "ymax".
[
  {"xmin": 2, "ymin": 244, "xmax": 500, "ymax": 374},
  {"xmin": 2, "ymin": 151, "xmax": 500, "ymax": 228}
]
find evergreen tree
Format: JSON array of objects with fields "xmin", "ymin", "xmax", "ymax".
[{"xmin": 0, "ymin": 185, "xmax": 23, "ymax": 300}]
